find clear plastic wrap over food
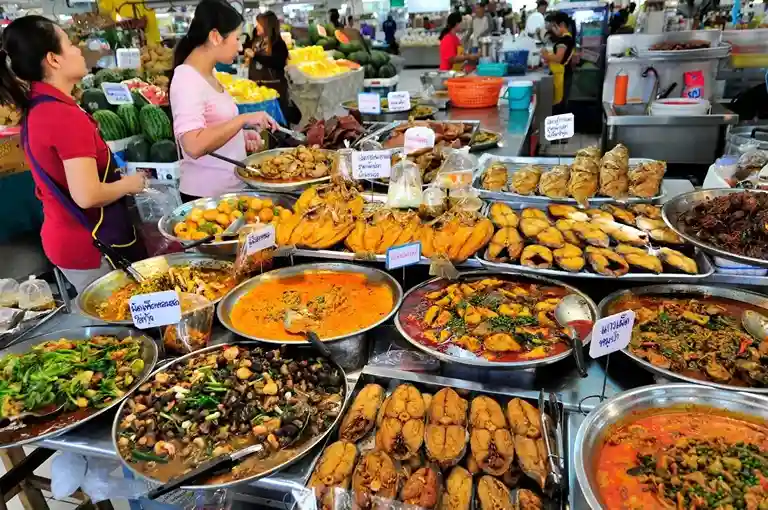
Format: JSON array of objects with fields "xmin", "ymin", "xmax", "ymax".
[
  {"xmin": 133, "ymin": 185, "xmax": 183, "ymax": 256},
  {"xmin": 433, "ymin": 149, "xmax": 477, "ymax": 190},
  {"xmin": 162, "ymin": 292, "xmax": 214, "ymax": 354},
  {"xmin": 419, "ymin": 186, "xmax": 448, "ymax": 218},
  {"xmin": 234, "ymin": 223, "xmax": 276, "ymax": 280},
  {"xmin": 18, "ymin": 275, "xmax": 54, "ymax": 311},
  {"xmin": 368, "ymin": 350, "xmax": 441, "ymax": 372},
  {"xmin": 0, "ymin": 278, "xmax": 19, "ymax": 308},
  {"xmin": 737, "ymin": 148, "xmax": 768, "ymax": 174},
  {"xmin": 387, "ymin": 159, "xmax": 423, "ymax": 209},
  {"xmin": 449, "ymin": 186, "xmax": 483, "ymax": 212}
]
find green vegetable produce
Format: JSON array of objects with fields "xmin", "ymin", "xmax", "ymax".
[
  {"xmin": 125, "ymin": 137, "xmax": 150, "ymax": 162},
  {"xmin": 348, "ymin": 51, "xmax": 370, "ymax": 65},
  {"xmin": 120, "ymin": 68, "xmax": 139, "ymax": 80},
  {"xmin": 93, "ymin": 68, "xmax": 124, "ymax": 87},
  {"xmin": 149, "ymin": 140, "xmax": 178, "ymax": 163},
  {"xmin": 377, "ymin": 63, "xmax": 397, "ymax": 79},
  {"xmin": 81, "ymin": 89, "xmax": 111, "ymax": 114},
  {"xmin": 139, "ymin": 105, "xmax": 172, "ymax": 143},
  {"xmin": 93, "ymin": 110, "xmax": 128, "ymax": 141},
  {"xmin": 116, "ymin": 104, "xmax": 140, "ymax": 136}
]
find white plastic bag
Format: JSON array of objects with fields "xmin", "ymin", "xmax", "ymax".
[{"xmin": 51, "ymin": 454, "xmax": 147, "ymax": 503}]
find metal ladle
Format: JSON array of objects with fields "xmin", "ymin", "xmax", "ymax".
[
  {"xmin": 554, "ymin": 294, "xmax": 593, "ymax": 378},
  {"xmin": 742, "ymin": 310, "xmax": 768, "ymax": 343}
]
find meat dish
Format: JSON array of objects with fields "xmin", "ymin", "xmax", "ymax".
[
  {"xmin": 649, "ymin": 40, "xmax": 711, "ymax": 51},
  {"xmin": 245, "ymin": 146, "xmax": 333, "ymax": 182},
  {"xmin": 382, "ymin": 121, "xmax": 474, "ymax": 149},
  {"xmin": 338, "ymin": 383, "xmax": 384, "ymax": 442},
  {"xmin": 302, "ymin": 115, "xmax": 366, "ymax": 149},
  {"xmin": 308, "ymin": 441, "xmax": 358, "ymax": 510}
]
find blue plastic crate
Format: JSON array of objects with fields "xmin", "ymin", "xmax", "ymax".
[
  {"xmin": 477, "ymin": 63, "xmax": 508, "ymax": 77},
  {"xmin": 236, "ymin": 98, "xmax": 287, "ymax": 126},
  {"xmin": 503, "ymin": 50, "xmax": 530, "ymax": 75}
]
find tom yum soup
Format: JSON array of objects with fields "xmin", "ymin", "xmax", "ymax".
[{"xmin": 229, "ymin": 271, "xmax": 395, "ymax": 341}]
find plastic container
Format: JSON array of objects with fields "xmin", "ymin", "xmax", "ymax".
[
  {"xmin": 17, "ymin": 275, "xmax": 54, "ymax": 311},
  {"xmin": 162, "ymin": 293, "xmax": 215, "ymax": 354},
  {"xmin": 650, "ymin": 98, "xmax": 710, "ymax": 117},
  {"xmin": 614, "ymin": 70, "xmax": 628, "ymax": 106},
  {"xmin": 445, "ymin": 77, "xmax": 504, "ymax": 108},
  {"xmin": 236, "ymin": 98, "xmax": 287, "ymax": 126},
  {"xmin": 387, "ymin": 159, "xmax": 423, "ymax": 209},
  {"xmin": 503, "ymin": 50, "xmax": 529, "ymax": 75},
  {"xmin": 503, "ymin": 80, "xmax": 533, "ymax": 110},
  {"xmin": 713, "ymin": 256, "xmax": 768, "ymax": 276},
  {"xmin": 0, "ymin": 279, "xmax": 19, "ymax": 308},
  {"xmin": 477, "ymin": 63, "xmax": 508, "ymax": 77}
]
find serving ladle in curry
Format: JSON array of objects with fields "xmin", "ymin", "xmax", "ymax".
[
  {"xmin": 742, "ymin": 310, "xmax": 768, "ymax": 343},
  {"xmin": 283, "ymin": 309, "xmax": 333, "ymax": 359},
  {"xmin": 555, "ymin": 294, "xmax": 593, "ymax": 378}
]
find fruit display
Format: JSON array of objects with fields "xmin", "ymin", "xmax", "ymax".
[
  {"xmin": 215, "ymin": 72, "xmax": 279, "ymax": 104},
  {"xmin": 138, "ymin": 105, "xmax": 172, "ymax": 143},
  {"xmin": 289, "ymin": 46, "xmax": 351, "ymax": 79},
  {"xmin": 140, "ymin": 43, "xmax": 173, "ymax": 75},
  {"xmin": 93, "ymin": 110, "xmax": 128, "ymax": 141}
]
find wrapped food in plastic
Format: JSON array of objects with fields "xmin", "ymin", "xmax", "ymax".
[
  {"xmin": 420, "ymin": 186, "xmax": 448, "ymax": 218},
  {"xmin": 434, "ymin": 150, "xmax": 477, "ymax": 190},
  {"xmin": 387, "ymin": 159, "xmax": 423, "ymax": 209},
  {"xmin": 18, "ymin": 275, "xmax": 54, "ymax": 311},
  {"xmin": 162, "ymin": 292, "xmax": 214, "ymax": 354},
  {"xmin": 234, "ymin": 223, "xmax": 276, "ymax": 280},
  {"xmin": 0, "ymin": 278, "xmax": 19, "ymax": 308},
  {"xmin": 448, "ymin": 187, "xmax": 482, "ymax": 212}
]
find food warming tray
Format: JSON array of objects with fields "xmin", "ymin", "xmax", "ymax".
[
  {"xmin": 357, "ymin": 120, "xmax": 481, "ymax": 149},
  {"xmin": 238, "ymin": 148, "xmax": 334, "ymax": 193}
]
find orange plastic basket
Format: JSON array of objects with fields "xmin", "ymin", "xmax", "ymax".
[{"xmin": 445, "ymin": 77, "xmax": 504, "ymax": 108}]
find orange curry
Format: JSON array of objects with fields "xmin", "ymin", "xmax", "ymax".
[{"xmin": 229, "ymin": 271, "xmax": 395, "ymax": 341}]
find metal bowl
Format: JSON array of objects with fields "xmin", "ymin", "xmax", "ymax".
[
  {"xmin": 76, "ymin": 253, "xmax": 234, "ymax": 325},
  {"xmin": 420, "ymin": 70, "xmax": 466, "ymax": 91},
  {"xmin": 598, "ymin": 283, "xmax": 768, "ymax": 393},
  {"xmin": 662, "ymin": 188, "xmax": 768, "ymax": 268},
  {"xmin": 394, "ymin": 270, "xmax": 598, "ymax": 369},
  {"xmin": 158, "ymin": 191, "xmax": 296, "ymax": 256},
  {"xmin": 574, "ymin": 383, "xmax": 768, "ymax": 509},
  {"xmin": 112, "ymin": 342, "xmax": 347, "ymax": 490},
  {"xmin": 237, "ymin": 148, "xmax": 333, "ymax": 193},
  {"xmin": 0, "ymin": 326, "xmax": 157, "ymax": 448}
]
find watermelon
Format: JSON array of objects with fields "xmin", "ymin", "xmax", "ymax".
[
  {"xmin": 116, "ymin": 104, "xmax": 140, "ymax": 135},
  {"xmin": 93, "ymin": 68, "xmax": 123, "ymax": 87},
  {"xmin": 139, "ymin": 105, "xmax": 172, "ymax": 143},
  {"xmin": 149, "ymin": 140, "xmax": 178, "ymax": 163},
  {"xmin": 348, "ymin": 51, "xmax": 370, "ymax": 65},
  {"xmin": 377, "ymin": 63, "xmax": 397, "ymax": 79},
  {"xmin": 132, "ymin": 90, "xmax": 149, "ymax": 107},
  {"xmin": 126, "ymin": 137, "xmax": 150, "ymax": 162},
  {"xmin": 320, "ymin": 37, "xmax": 338, "ymax": 50},
  {"xmin": 325, "ymin": 23, "xmax": 337, "ymax": 36},
  {"xmin": 331, "ymin": 50, "xmax": 345, "ymax": 60},
  {"xmin": 363, "ymin": 64, "xmax": 377, "ymax": 79},
  {"xmin": 370, "ymin": 50, "xmax": 391, "ymax": 67},
  {"xmin": 93, "ymin": 110, "xmax": 127, "ymax": 141},
  {"xmin": 81, "ymin": 89, "xmax": 111, "ymax": 114},
  {"xmin": 338, "ymin": 41, "xmax": 359, "ymax": 55}
]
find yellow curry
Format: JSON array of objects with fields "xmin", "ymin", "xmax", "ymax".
[{"xmin": 229, "ymin": 271, "xmax": 395, "ymax": 341}]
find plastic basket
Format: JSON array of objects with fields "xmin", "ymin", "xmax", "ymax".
[
  {"xmin": 477, "ymin": 63, "xmax": 507, "ymax": 77},
  {"xmin": 445, "ymin": 77, "xmax": 504, "ymax": 108},
  {"xmin": 503, "ymin": 50, "xmax": 529, "ymax": 75},
  {"xmin": 236, "ymin": 98, "xmax": 287, "ymax": 126}
]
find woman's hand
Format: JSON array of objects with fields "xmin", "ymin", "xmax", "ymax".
[
  {"xmin": 241, "ymin": 111, "xmax": 278, "ymax": 131},
  {"xmin": 121, "ymin": 172, "xmax": 148, "ymax": 195},
  {"xmin": 244, "ymin": 130, "xmax": 263, "ymax": 153},
  {"xmin": 244, "ymin": 48, "xmax": 255, "ymax": 59}
]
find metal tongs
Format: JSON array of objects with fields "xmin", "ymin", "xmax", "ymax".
[
  {"xmin": 93, "ymin": 239, "xmax": 144, "ymax": 283},
  {"xmin": 539, "ymin": 390, "xmax": 564, "ymax": 494}
]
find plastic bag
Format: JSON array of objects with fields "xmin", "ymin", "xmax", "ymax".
[
  {"xmin": 433, "ymin": 149, "xmax": 477, "ymax": 190},
  {"xmin": 233, "ymin": 223, "xmax": 276, "ymax": 280},
  {"xmin": 51, "ymin": 454, "xmax": 146, "ymax": 503},
  {"xmin": 51, "ymin": 452, "xmax": 87, "ymax": 500},
  {"xmin": 419, "ymin": 185, "xmax": 447, "ymax": 218},
  {"xmin": 368, "ymin": 350, "xmax": 440, "ymax": 372},
  {"xmin": 387, "ymin": 159, "xmax": 423, "ymax": 209},
  {"xmin": 133, "ymin": 184, "xmax": 183, "ymax": 256},
  {"xmin": 162, "ymin": 293, "xmax": 214, "ymax": 354}
]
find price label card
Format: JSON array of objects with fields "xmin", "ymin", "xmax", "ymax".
[
  {"xmin": 386, "ymin": 242, "xmax": 421, "ymax": 270},
  {"xmin": 387, "ymin": 91, "xmax": 411, "ymax": 112},
  {"xmin": 589, "ymin": 309, "xmax": 635, "ymax": 358},
  {"xmin": 246, "ymin": 225, "xmax": 276, "ymax": 255},
  {"xmin": 130, "ymin": 290, "xmax": 182, "ymax": 329},
  {"xmin": 101, "ymin": 82, "xmax": 134, "ymax": 105},
  {"xmin": 404, "ymin": 127, "xmax": 436, "ymax": 155},
  {"xmin": 352, "ymin": 150, "xmax": 391, "ymax": 180},
  {"xmin": 358, "ymin": 92, "xmax": 381, "ymax": 115},
  {"xmin": 116, "ymin": 48, "xmax": 141, "ymax": 69},
  {"xmin": 544, "ymin": 113, "xmax": 575, "ymax": 141}
]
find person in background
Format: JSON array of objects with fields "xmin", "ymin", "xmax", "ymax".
[
  {"xmin": 383, "ymin": 14, "xmax": 399, "ymax": 54},
  {"xmin": 471, "ymin": 3, "xmax": 492, "ymax": 48},
  {"xmin": 0, "ymin": 15, "xmax": 147, "ymax": 292},
  {"xmin": 541, "ymin": 11, "xmax": 575, "ymax": 115},
  {"xmin": 626, "ymin": 2, "xmax": 638, "ymax": 29},
  {"xmin": 329, "ymin": 9, "xmax": 344, "ymax": 29},
  {"xmin": 423, "ymin": 16, "xmax": 433, "ymax": 30},
  {"xmin": 525, "ymin": 0, "xmax": 548, "ymax": 39},
  {"xmin": 170, "ymin": 0, "xmax": 277, "ymax": 202},
  {"xmin": 439, "ymin": 11, "xmax": 479, "ymax": 71}
]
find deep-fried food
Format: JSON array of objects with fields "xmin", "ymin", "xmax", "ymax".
[
  {"xmin": 429, "ymin": 388, "xmax": 468, "ymax": 426},
  {"xmin": 571, "ymin": 222, "xmax": 610, "ymax": 248},
  {"xmin": 483, "ymin": 163, "xmax": 508, "ymax": 191},
  {"xmin": 554, "ymin": 219, "xmax": 582, "ymax": 246},
  {"xmin": 547, "ymin": 204, "xmax": 582, "ymax": 219},
  {"xmin": 585, "ymin": 246, "xmax": 630, "ymax": 277},
  {"xmin": 420, "ymin": 210, "xmax": 495, "ymax": 263},
  {"xmin": 629, "ymin": 160, "xmax": 665, "ymax": 198},
  {"xmin": 440, "ymin": 466, "xmax": 472, "ymax": 510},
  {"xmin": 592, "ymin": 218, "xmax": 648, "ymax": 246},
  {"xmin": 520, "ymin": 245, "xmax": 553, "ymax": 269},
  {"xmin": 253, "ymin": 146, "xmax": 332, "ymax": 180},
  {"xmin": 345, "ymin": 209, "xmax": 421, "ymax": 255},
  {"xmin": 477, "ymin": 475, "xmax": 514, "ymax": 510},
  {"xmin": 376, "ymin": 384, "xmax": 426, "ymax": 459},
  {"xmin": 628, "ymin": 203, "xmax": 661, "ymax": 219},
  {"xmin": 521, "ymin": 208, "xmax": 549, "ymax": 220},
  {"xmin": 400, "ymin": 467, "xmax": 440, "ymax": 509},
  {"xmin": 339, "ymin": 384, "xmax": 384, "ymax": 442},
  {"xmin": 514, "ymin": 435, "xmax": 548, "ymax": 490},
  {"xmin": 514, "ymin": 488, "xmax": 544, "ymax": 510},
  {"xmin": 470, "ymin": 396, "xmax": 515, "ymax": 475},
  {"xmin": 425, "ymin": 388, "xmax": 469, "ymax": 467},
  {"xmin": 538, "ymin": 165, "xmax": 570, "ymax": 198},
  {"xmin": 535, "ymin": 226, "xmax": 565, "ymax": 249},
  {"xmin": 658, "ymin": 247, "xmax": 698, "ymax": 274},
  {"xmin": 576, "ymin": 146, "xmax": 602, "ymax": 160},
  {"xmin": 614, "ymin": 244, "xmax": 663, "ymax": 273},
  {"xmin": 352, "ymin": 451, "xmax": 400, "ymax": 509},
  {"xmin": 519, "ymin": 218, "xmax": 551, "ymax": 238},
  {"xmin": 490, "ymin": 203, "xmax": 519, "ymax": 228},
  {"xmin": 308, "ymin": 441, "xmax": 358, "ymax": 510},
  {"xmin": 506, "ymin": 398, "xmax": 542, "ymax": 438},
  {"xmin": 511, "ymin": 165, "xmax": 542, "ymax": 195},
  {"xmin": 553, "ymin": 243, "xmax": 585, "ymax": 272},
  {"xmin": 601, "ymin": 204, "xmax": 636, "ymax": 225},
  {"xmin": 487, "ymin": 227, "xmax": 524, "ymax": 263}
]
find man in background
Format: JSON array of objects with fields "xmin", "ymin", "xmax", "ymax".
[
  {"xmin": 525, "ymin": 0, "xmax": 548, "ymax": 40},
  {"xmin": 383, "ymin": 14, "xmax": 399, "ymax": 54},
  {"xmin": 471, "ymin": 3, "xmax": 493, "ymax": 47}
]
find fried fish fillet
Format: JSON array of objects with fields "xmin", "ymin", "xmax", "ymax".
[
  {"xmin": 352, "ymin": 451, "xmax": 400, "ymax": 509},
  {"xmin": 401, "ymin": 467, "xmax": 440, "ymax": 509},
  {"xmin": 505, "ymin": 398, "xmax": 542, "ymax": 438},
  {"xmin": 308, "ymin": 441, "xmax": 358, "ymax": 510},
  {"xmin": 375, "ymin": 384, "xmax": 426, "ymax": 459},
  {"xmin": 511, "ymin": 165, "xmax": 542, "ymax": 195},
  {"xmin": 339, "ymin": 384, "xmax": 384, "ymax": 442},
  {"xmin": 439, "ymin": 466, "xmax": 472, "ymax": 510},
  {"xmin": 477, "ymin": 475, "xmax": 514, "ymax": 510},
  {"xmin": 514, "ymin": 435, "xmax": 548, "ymax": 490}
]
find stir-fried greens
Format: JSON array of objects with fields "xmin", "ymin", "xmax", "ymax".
[{"xmin": 0, "ymin": 336, "xmax": 145, "ymax": 419}]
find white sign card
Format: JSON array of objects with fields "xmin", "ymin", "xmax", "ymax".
[
  {"xmin": 589, "ymin": 309, "xmax": 635, "ymax": 358},
  {"xmin": 130, "ymin": 290, "xmax": 182, "ymax": 329},
  {"xmin": 101, "ymin": 82, "xmax": 134, "ymax": 105},
  {"xmin": 357, "ymin": 93, "xmax": 381, "ymax": 115},
  {"xmin": 544, "ymin": 113, "xmax": 575, "ymax": 141},
  {"xmin": 386, "ymin": 242, "xmax": 422, "ymax": 270},
  {"xmin": 387, "ymin": 91, "xmax": 411, "ymax": 112},
  {"xmin": 116, "ymin": 48, "xmax": 141, "ymax": 69},
  {"xmin": 403, "ymin": 127, "xmax": 436, "ymax": 155},
  {"xmin": 352, "ymin": 150, "xmax": 391, "ymax": 180},
  {"xmin": 246, "ymin": 225, "xmax": 276, "ymax": 255}
]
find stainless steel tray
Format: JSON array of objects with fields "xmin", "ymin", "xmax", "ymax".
[
  {"xmin": 597, "ymin": 284, "xmax": 768, "ymax": 394},
  {"xmin": 661, "ymin": 188, "xmax": 768, "ymax": 269},
  {"xmin": 475, "ymin": 155, "xmax": 666, "ymax": 205},
  {"xmin": 76, "ymin": 253, "xmax": 235, "ymax": 325},
  {"xmin": 394, "ymin": 270, "xmax": 598, "ymax": 369},
  {"xmin": 290, "ymin": 247, "xmax": 484, "ymax": 268},
  {"xmin": 469, "ymin": 129, "xmax": 503, "ymax": 152},
  {"xmin": 636, "ymin": 43, "xmax": 731, "ymax": 60},
  {"xmin": 112, "ymin": 342, "xmax": 348, "ymax": 490},
  {"xmin": 357, "ymin": 120, "xmax": 481, "ymax": 149},
  {"xmin": 0, "ymin": 326, "xmax": 157, "ymax": 448},
  {"xmin": 237, "ymin": 148, "xmax": 333, "ymax": 193}
]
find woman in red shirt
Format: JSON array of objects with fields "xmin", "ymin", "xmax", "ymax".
[
  {"xmin": 0, "ymin": 16, "xmax": 147, "ymax": 292},
  {"xmin": 439, "ymin": 12, "xmax": 478, "ymax": 71}
]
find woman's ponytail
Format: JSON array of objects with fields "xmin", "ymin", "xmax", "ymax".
[
  {"xmin": 440, "ymin": 12, "xmax": 463, "ymax": 40},
  {"xmin": 172, "ymin": 0, "xmax": 243, "ymax": 68},
  {"xmin": 0, "ymin": 49, "xmax": 28, "ymax": 111}
]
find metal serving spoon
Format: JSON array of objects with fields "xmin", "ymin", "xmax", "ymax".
[
  {"xmin": 0, "ymin": 402, "xmax": 67, "ymax": 429},
  {"xmin": 742, "ymin": 310, "xmax": 768, "ymax": 343},
  {"xmin": 554, "ymin": 294, "xmax": 593, "ymax": 378},
  {"xmin": 182, "ymin": 215, "xmax": 246, "ymax": 251},
  {"xmin": 208, "ymin": 152, "xmax": 263, "ymax": 176},
  {"xmin": 283, "ymin": 309, "xmax": 333, "ymax": 358}
]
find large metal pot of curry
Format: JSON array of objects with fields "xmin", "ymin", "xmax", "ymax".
[
  {"xmin": 574, "ymin": 384, "xmax": 768, "ymax": 509},
  {"xmin": 216, "ymin": 263, "xmax": 403, "ymax": 371}
]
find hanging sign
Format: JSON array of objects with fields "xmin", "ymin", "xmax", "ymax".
[
  {"xmin": 130, "ymin": 290, "xmax": 182, "ymax": 329},
  {"xmin": 357, "ymin": 92, "xmax": 381, "ymax": 115},
  {"xmin": 246, "ymin": 225, "xmax": 276, "ymax": 255},
  {"xmin": 386, "ymin": 242, "xmax": 422, "ymax": 270},
  {"xmin": 544, "ymin": 113, "xmax": 575, "ymax": 141},
  {"xmin": 352, "ymin": 150, "xmax": 391, "ymax": 180},
  {"xmin": 588, "ymin": 310, "xmax": 635, "ymax": 358},
  {"xmin": 387, "ymin": 91, "xmax": 411, "ymax": 112},
  {"xmin": 403, "ymin": 127, "xmax": 436, "ymax": 155},
  {"xmin": 101, "ymin": 82, "xmax": 134, "ymax": 105}
]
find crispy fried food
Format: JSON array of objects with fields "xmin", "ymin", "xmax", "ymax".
[
  {"xmin": 614, "ymin": 244, "xmax": 663, "ymax": 273},
  {"xmin": 511, "ymin": 165, "xmax": 542, "ymax": 195},
  {"xmin": 506, "ymin": 399, "xmax": 542, "ymax": 438},
  {"xmin": 470, "ymin": 396, "xmax": 507, "ymax": 431},
  {"xmin": 345, "ymin": 209, "xmax": 421, "ymax": 255},
  {"xmin": 425, "ymin": 388, "xmax": 469, "ymax": 467},
  {"xmin": 659, "ymin": 247, "xmax": 698, "ymax": 274},
  {"xmin": 514, "ymin": 435, "xmax": 548, "ymax": 490},
  {"xmin": 592, "ymin": 218, "xmax": 649, "ymax": 246},
  {"xmin": 376, "ymin": 384, "xmax": 426, "ymax": 460},
  {"xmin": 576, "ymin": 146, "xmax": 602, "ymax": 159},
  {"xmin": 421, "ymin": 210, "xmax": 495, "ymax": 263},
  {"xmin": 254, "ymin": 146, "xmax": 332, "ymax": 180},
  {"xmin": 520, "ymin": 245, "xmax": 553, "ymax": 269},
  {"xmin": 554, "ymin": 219, "xmax": 582, "ymax": 246},
  {"xmin": 470, "ymin": 396, "xmax": 514, "ymax": 476},
  {"xmin": 519, "ymin": 218, "xmax": 551, "ymax": 239},
  {"xmin": 339, "ymin": 384, "xmax": 384, "ymax": 442},
  {"xmin": 535, "ymin": 226, "xmax": 565, "ymax": 249},
  {"xmin": 635, "ymin": 216, "xmax": 666, "ymax": 231},
  {"xmin": 478, "ymin": 475, "xmax": 514, "ymax": 510},
  {"xmin": 308, "ymin": 441, "xmax": 358, "ymax": 510},
  {"xmin": 568, "ymin": 169, "xmax": 599, "ymax": 207},
  {"xmin": 585, "ymin": 246, "xmax": 630, "ymax": 277},
  {"xmin": 629, "ymin": 204, "xmax": 661, "ymax": 219},
  {"xmin": 629, "ymin": 160, "xmax": 665, "ymax": 198},
  {"xmin": 440, "ymin": 466, "xmax": 472, "ymax": 510},
  {"xmin": 602, "ymin": 204, "xmax": 636, "ymax": 225},
  {"xmin": 401, "ymin": 467, "xmax": 440, "ymax": 509},
  {"xmin": 490, "ymin": 203, "xmax": 520, "ymax": 228},
  {"xmin": 571, "ymin": 221, "xmax": 610, "ymax": 248},
  {"xmin": 429, "ymin": 388, "xmax": 468, "ymax": 426},
  {"xmin": 586, "ymin": 208, "xmax": 613, "ymax": 221},
  {"xmin": 547, "ymin": 204, "xmax": 581, "ymax": 219},
  {"xmin": 602, "ymin": 143, "xmax": 629, "ymax": 168},
  {"xmin": 521, "ymin": 208, "xmax": 549, "ymax": 220},
  {"xmin": 483, "ymin": 163, "xmax": 509, "ymax": 191},
  {"xmin": 514, "ymin": 488, "xmax": 544, "ymax": 510},
  {"xmin": 487, "ymin": 227, "xmax": 524, "ymax": 263},
  {"xmin": 599, "ymin": 165, "xmax": 629, "ymax": 198},
  {"xmin": 352, "ymin": 451, "xmax": 400, "ymax": 509},
  {"xmin": 649, "ymin": 227, "xmax": 684, "ymax": 244},
  {"xmin": 553, "ymin": 243, "xmax": 585, "ymax": 272},
  {"xmin": 538, "ymin": 165, "xmax": 570, "ymax": 199}
]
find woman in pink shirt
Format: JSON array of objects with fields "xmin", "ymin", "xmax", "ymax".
[{"xmin": 170, "ymin": 0, "xmax": 277, "ymax": 201}]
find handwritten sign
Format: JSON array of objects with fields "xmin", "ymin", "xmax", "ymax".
[
  {"xmin": 387, "ymin": 91, "xmax": 411, "ymax": 112},
  {"xmin": 544, "ymin": 113, "xmax": 575, "ymax": 141},
  {"xmin": 130, "ymin": 290, "xmax": 182, "ymax": 329},
  {"xmin": 116, "ymin": 48, "xmax": 141, "ymax": 69},
  {"xmin": 404, "ymin": 127, "xmax": 436, "ymax": 155},
  {"xmin": 246, "ymin": 225, "xmax": 276, "ymax": 255},
  {"xmin": 352, "ymin": 150, "xmax": 391, "ymax": 180},
  {"xmin": 101, "ymin": 82, "xmax": 134, "ymax": 106},
  {"xmin": 357, "ymin": 93, "xmax": 381, "ymax": 115},
  {"xmin": 386, "ymin": 242, "xmax": 421, "ymax": 270},
  {"xmin": 589, "ymin": 310, "xmax": 635, "ymax": 358}
]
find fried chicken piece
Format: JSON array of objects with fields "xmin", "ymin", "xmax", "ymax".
[
  {"xmin": 376, "ymin": 384, "xmax": 426, "ymax": 459},
  {"xmin": 484, "ymin": 333, "xmax": 522, "ymax": 352},
  {"xmin": 429, "ymin": 388, "xmax": 468, "ymax": 426},
  {"xmin": 487, "ymin": 227, "xmax": 524, "ymax": 263},
  {"xmin": 571, "ymin": 221, "xmax": 610, "ymax": 248},
  {"xmin": 553, "ymin": 243, "xmax": 585, "ymax": 272},
  {"xmin": 629, "ymin": 160, "xmax": 665, "ymax": 198},
  {"xmin": 309, "ymin": 441, "xmax": 358, "ymax": 510},
  {"xmin": 477, "ymin": 475, "xmax": 514, "ymax": 510},
  {"xmin": 519, "ymin": 218, "xmax": 551, "ymax": 239},
  {"xmin": 520, "ymin": 245, "xmax": 553, "ymax": 269},
  {"xmin": 511, "ymin": 165, "xmax": 542, "ymax": 195},
  {"xmin": 506, "ymin": 398, "xmax": 542, "ymax": 438},
  {"xmin": 538, "ymin": 165, "xmax": 570, "ymax": 198},
  {"xmin": 490, "ymin": 203, "xmax": 520, "ymax": 228},
  {"xmin": 440, "ymin": 467, "xmax": 472, "ymax": 510},
  {"xmin": 339, "ymin": 384, "xmax": 385, "ymax": 442},
  {"xmin": 401, "ymin": 467, "xmax": 440, "ymax": 509},
  {"xmin": 659, "ymin": 247, "xmax": 698, "ymax": 274},
  {"xmin": 514, "ymin": 435, "xmax": 548, "ymax": 490},
  {"xmin": 535, "ymin": 226, "xmax": 565, "ymax": 249},
  {"xmin": 352, "ymin": 451, "xmax": 400, "ymax": 509},
  {"xmin": 614, "ymin": 244, "xmax": 662, "ymax": 273},
  {"xmin": 601, "ymin": 204, "xmax": 636, "ymax": 225},
  {"xmin": 585, "ymin": 246, "xmax": 629, "ymax": 277},
  {"xmin": 483, "ymin": 163, "xmax": 509, "ymax": 191},
  {"xmin": 425, "ymin": 424, "xmax": 467, "ymax": 468}
]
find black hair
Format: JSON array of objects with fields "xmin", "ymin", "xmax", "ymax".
[
  {"xmin": 256, "ymin": 11, "xmax": 281, "ymax": 54},
  {"xmin": 440, "ymin": 12, "xmax": 463, "ymax": 40},
  {"xmin": 173, "ymin": 0, "xmax": 243, "ymax": 68},
  {"xmin": 329, "ymin": 9, "xmax": 342, "ymax": 28},
  {"xmin": 0, "ymin": 15, "xmax": 61, "ymax": 111},
  {"xmin": 547, "ymin": 11, "xmax": 571, "ymax": 27},
  {"xmin": 537, "ymin": 0, "xmax": 549, "ymax": 8}
]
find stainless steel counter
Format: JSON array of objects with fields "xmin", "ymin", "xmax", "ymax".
[{"xmin": 603, "ymin": 101, "xmax": 739, "ymax": 127}]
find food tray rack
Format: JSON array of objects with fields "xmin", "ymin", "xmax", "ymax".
[
  {"xmin": 635, "ymin": 43, "xmax": 731, "ymax": 61},
  {"xmin": 476, "ymin": 200, "xmax": 715, "ymax": 282},
  {"xmin": 474, "ymin": 155, "xmax": 667, "ymax": 205},
  {"xmin": 300, "ymin": 366, "xmax": 570, "ymax": 509},
  {"xmin": 357, "ymin": 120, "xmax": 482, "ymax": 149}
]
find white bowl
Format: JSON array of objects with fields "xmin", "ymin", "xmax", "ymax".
[
  {"xmin": 650, "ymin": 98, "xmax": 710, "ymax": 117},
  {"xmin": 713, "ymin": 255, "xmax": 768, "ymax": 276}
]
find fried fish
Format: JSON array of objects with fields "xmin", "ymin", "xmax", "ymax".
[
  {"xmin": 339, "ymin": 383, "xmax": 384, "ymax": 442},
  {"xmin": 505, "ymin": 398, "xmax": 542, "ymax": 438},
  {"xmin": 511, "ymin": 165, "xmax": 543, "ymax": 195}
]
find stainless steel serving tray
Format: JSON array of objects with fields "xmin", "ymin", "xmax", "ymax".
[
  {"xmin": 112, "ymin": 342, "xmax": 348, "ymax": 490},
  {"xmin": 357, "ymin": 120, "xmax": 481, "ymax": 149},
  {"xmin": 394, "ymin": 270, "xmax": 598, "ymax": 369},
  {"xmin": 290, "ymin": 247, "xmax": 484, "ymax": 268},
  {"xmin": 217, "ymin": 262, "xmax": 403, "ymax": 344},
  {"xmin": 76, "ymin": 253, "xmax": 235, "ymax": 325},
  {"xmin": 0, "ymin": 326, "xmax": 157, "ymax": 448},
  {"xmin": 636, "ymin": 42, "xmax": 731, "ymax": 60},
  {"xmin": 475, "ymin": 155, "xmax": 666, "ymax": 205},
  {"xmin": 237, "ymin": 148, "xmax": 333, "ymax": 193},
  {"xmin": 662, "ymin": 188, "xmax": 768, "ymax": 269},
  {"xmin": 158, "ymin": 191, "xmax": 296, "ymax": 257},
  {"xmin": 469, "ymin": 129, "xmax": 503, "ymax": 152},
  {"xmin": 597, "ymin": 284, "xmax": 768, "ymax": 393},
  {"xmin": 574, "ymin": 383, "xmax": 768, "ymax": 510}
]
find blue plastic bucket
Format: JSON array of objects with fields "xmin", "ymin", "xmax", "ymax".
[
  {"xmin": 504, "ymin": 80, "xmax": 533, "ymax": 110},
  {"xmin": 503, "ymin": 50, "xmax": 529, "ymax": 75}
]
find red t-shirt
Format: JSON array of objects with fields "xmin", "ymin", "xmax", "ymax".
[
  {"xmin": 24, "ymin": 82, "xmax": 109, "ymax": 270},
  {"xmin": 439, "ymin": 32, "xmax": 461, "ymax": 71}
]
